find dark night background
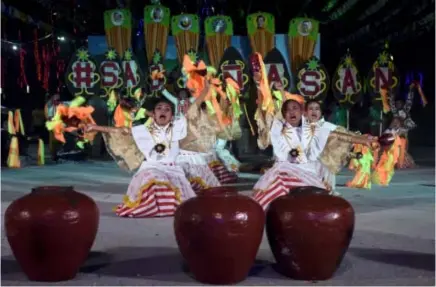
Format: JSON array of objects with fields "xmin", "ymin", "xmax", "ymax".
[{"xmin": 1, "ymin": 0, "xmax": 435, "ymax": 147}]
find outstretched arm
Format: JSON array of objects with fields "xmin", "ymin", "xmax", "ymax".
[
  {"xmin": 85, "ymin": 124, "xmax": 131, "ymax": 135},
  {"xmin": 331, "ymin": 131, "xmax": 376, "ymax": 146},
  {"xmin": 161, "ymin": 89, "xmax": 178, "ymax": 106}
]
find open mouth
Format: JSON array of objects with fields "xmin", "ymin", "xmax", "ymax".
[
  {"xmin": 159, "ymin": 115, "xmax": 166, "ymax": 119},
  {"xmin": 290, "ymin": 115, "xmax": 297, "ymax": 120}
]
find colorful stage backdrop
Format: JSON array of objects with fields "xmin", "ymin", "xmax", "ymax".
[{"xmin": 88, "ymin": 33, "xmax": 321, "ymax": 89}]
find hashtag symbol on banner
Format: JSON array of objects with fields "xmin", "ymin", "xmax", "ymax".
[{"xmin": 72, "ymin": 62, "xmax": 92, "ymax": 88}]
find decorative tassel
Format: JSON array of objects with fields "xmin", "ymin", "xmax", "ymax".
[
  {"xmin": 14, "ymin": 109, "xmax": 25, "ymax": 136},
  {"xmin": 69, "ymin": 96, "xmax": 86, "ymax": 107},
  {"xmin": 37, "ymin": 138, "xmax": 45, "ymax": 166},
  {"xmin": 7, "ymin": 136, "xmax": 20, "ymax": 168},
  {"xmin": 396, "ymin": 137, "xmax": 407, "ymax": 168},
  {"xmin": 410, "ymin": 81, "xmax": 427, "ymax": 107},
  {"xmin": 379, "ymin": 88, "xmax": 391, "ymax": 114},
  {"xmin": 7, "ymin": 111, "xmax": 15, "ymax": 135}
]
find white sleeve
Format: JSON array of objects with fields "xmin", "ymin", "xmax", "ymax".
[
  {"xmin": 271, "ymin": 119, "xmax": 290, "ymax": 161},
  {"xmin": 162, "ymin": 89, "xmax": 178, "ymax": 106},
  {"xmin": 131, "ymin": 125, "xmax": 153, "ymax": 158},
  {"xmin": 172, "ymin": 115, "xmax": 187, "ymax": 141},
  {"xmin": 189, "ymin": 97, "xmax": 196, "ymax": 104}
]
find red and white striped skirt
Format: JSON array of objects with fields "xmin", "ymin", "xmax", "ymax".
[
  {"xmin": 115, "ymin": 165, "xmax": 196, "ymax": 218},
  {"xmin": 252, "ymin": 162, "xmax": 326, "ymax": 211},
  {"xmin": 208, "ymin": 160, "xmax": 238, "ymax": 184}
]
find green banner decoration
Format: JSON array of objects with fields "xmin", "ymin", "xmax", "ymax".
[
  {"xmin": 144, "ymin": 4, "xmax": 170, "ymax": 27},
  {"xmin": 246, "ymin": 12, "xmax": 275, "ymax": 35},
  {"xmin": 205, "ymin": 16, "xmax": 233, "ymax": 36},
  {"xmin": 104, "ymin": 9, "xmax": 132, "ymax": 30},
  {"xmin": 288, "ymin": 17, "xmax": 319, "ymax": 42},
  {"xmin": 171, "ymin": 14, "xmax": 200, "ymax": 35}
]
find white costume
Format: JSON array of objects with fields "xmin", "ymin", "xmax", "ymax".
[
  {"xmin": 302, "ymin": 117, "xmax": 338, "ymax": 190},
  {"xmin": 114, "ymin": 116, "xmax": 196, "ymax": 218},
  {"xmin": 253, "ymin": 119, "xmax": 330, "ymax": 210}
]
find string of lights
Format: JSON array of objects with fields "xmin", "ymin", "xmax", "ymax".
[{"xmin": 0, "ymin": 33, "xmax": 70, "ymax": 51}]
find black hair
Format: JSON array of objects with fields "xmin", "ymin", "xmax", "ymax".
[
  {"xmin": 119, "ymin": 97, "xmax": 139, "ymax": 111},
  {"xmin": 150, "ymin": 97, "xmax": 175, "ymax": 114},
  {"xmin": 281, "ymin": 99, "xmax": 302, "ymax": 118},
  {"xmin": 304, "ymin": 99, "xmax": 323, "ymax": 112}
]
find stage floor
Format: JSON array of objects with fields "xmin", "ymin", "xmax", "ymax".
[{"xmin": 1, "ymin": 161, "xmax": 435, "ymax": 286}]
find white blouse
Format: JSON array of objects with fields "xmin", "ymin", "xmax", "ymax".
[
  {"xmin": 301, "ymin": 117, "xmax": 334, "ymax": 162},
  {"xmin": 132, "ymin": 116, "xmax": 187, "ymax": 164},
  {"xmin": 271, "ymin": 119, "xmax": 307, "ymax": 164}
]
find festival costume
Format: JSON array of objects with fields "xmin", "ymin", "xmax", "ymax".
[
  {"xmin": 302, "ymin": 117, "xmax": 338, "ymax": 190},
  {"xmin": 253, "ymin": 116, "xmax": 371, "ymax": 210},
  {"xmin": 102, "ymin": 116, "xmax": 197, "ymax": 218},
  {"xmin": 181, "ymin": 54, "xmax": 237, "ymax": 184},
  {"xmin": 211, "ymin": 78, "xmax": 243, "ymax": 181},
  {"xmin": 371, "ymin": 128, "xmax": 402, "ymax": 186},
  {"xmin": 253, "ymin": 119, "xmax": 327, "ymax": 210},
  {"xmin": 388, "ymin": 86, "xmax": 423, "ymax": 169},
  {"xmin": 177, "ymin": 100, "xmax": 221, "ymax": 192}
]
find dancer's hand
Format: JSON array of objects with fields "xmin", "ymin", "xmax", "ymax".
[
  {"xmin": 120, "ymin": 127, "xmax": 130, "ymax": 135},
  {"xmin": 273, "ymin": 82, "xmax": 284, "ymax": 91},
  {"xmin": 83, "ymin": 124, "xmax": 97, "ymax": 133}
]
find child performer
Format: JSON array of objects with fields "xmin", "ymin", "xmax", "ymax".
[
  {"xmin": 86, "ymin": 97, "xmax": 196, "ymax": 218},
  {"xmin": 176, "ymin": 79, "xmax": 221, "ymax": 192},
  {"xmin": 302, "ymin": 99, "xmax": 339, "ymax": 191},
  {"xmin": 385, "ymin": 117, "xmax": 415, "ymax": 168},
  {"xmin": 388, "ymin": 83, "xmax": 425, "ymax": 168},
  {"xmin": 371, "ymin": 119, "xmax": 403, "ymax": 186},
  {"xmin": 253, "ymin": 98, "xmax": 376, "ymax": 210}
]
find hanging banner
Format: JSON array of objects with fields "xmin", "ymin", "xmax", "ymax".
[
  {"xmin": 296, "ymin": 56, "xmax": 330, "ymax": 102},
  {"xmin": 98, "ymin": 48, "xmax": 124, "ymax": 98},
  {"xmin": 332, "ymin": 50, "xmax": 362, "ymax": 108},
  {"xmin": 147, "ymin": 50, "xmax": 167, "ymax": 95},
  {"xmin": 65, "ymin": 47, "xmax": 101, "ymax": 98},
  {"xmin": 217, "ymin": 47, "xmax": 250, "ymax": 94},
  {"xmin": 104, "ymin": 9, "xmax": 132, "ymax": 57},
  {"xmin": 263, "ymin": 48, "xmax": 291, "ymax": 90},
  {"xmin": 205, "ymin": 15, "xmax": 233, "ymax": 68},
  {"xmin": 246, "ymin": 12, "xmax": 275, "ymax": 58},
  {"xmin": 368, "ymin": 43, "xmax": 400, "ymax": 107},
  {"xmin": 288, "ymin": 18, "xmax": 319, "ymax": 76},
  {"xmin": 171, "ymin": 14, "xmax": 200, "ymax": 63},
  {"xmin": 121, "ymin": 48, "xmax": 145, "ymax": 97},
  {"xmin": 144, "ymin": 4, "xmax": 170, "ymax": 64}
]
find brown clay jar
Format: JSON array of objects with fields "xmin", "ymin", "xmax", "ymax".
[
  {"xmin": 266, "ymin": 186, "xmax": 354, "ymax": 281},
  {"xmin": 174, "ymin": 186, "xmax": 264, "ymax": 285},
  {"xmin": 4, "ymin": 186, "xmax": 99, "ymax": 282}
]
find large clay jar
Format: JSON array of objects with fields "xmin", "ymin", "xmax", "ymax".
[
  {"xmin": 266, "ymin": 186, "xmax": 354, "ymax": 281},
  {"xmin": 4, "ymin": 186, "xmax": 99, "ymax": 282},
  {"xmin": 174, "ymin": 186, "xmax": 264, "ymax": 284}
]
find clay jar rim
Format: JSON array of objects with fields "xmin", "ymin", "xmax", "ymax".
[
  {"xmin": 31, "ymin": 186, "xmax": 74, "ymax": 193},
  {"xmin": 288, "ymin": 186, "xmax": 329, "ymax": 196},
  {"xmin": 198, "ymin": 186, "xmax": 238, "ymax": 197}
]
